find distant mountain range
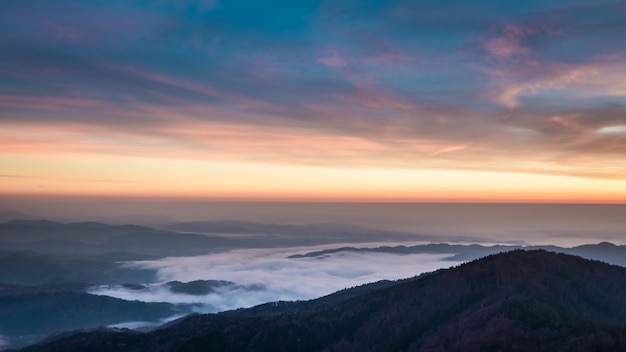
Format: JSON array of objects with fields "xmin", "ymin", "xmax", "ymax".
[
  {"xmin": 0, "ymin": 219, "xmax": 498, "ymax": 260},
  {"xmin": 17, "ymin": 250, "xmax": 626, "ymax": 351},
  {"xmin": 160, "ymin": 220, "xmax": 491, "ymax": 243},
  {"xmin": 0, "ymin": 220, "xmax": 233, "ymax": 258},
  {"xmin": 289, "ymin": 241, "xmax": 626, "ymax": 267},
  {"xmin": 0, "ymin": 251, "xmax": 157, "ymax": 286}
]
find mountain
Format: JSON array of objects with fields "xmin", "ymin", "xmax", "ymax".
[
  {"xmin": 0, "ymin": 220, "xmax": 234, "ymax": 257},
  {"xmin": 0, "ymin": 282, "xmax": 190, "ymax": 350},
  {"xmin": 0, "ymin": 251, "xmax": 157, "ymax": 286},
  {"xmin": 160, "ymin": 221, "xmax": 492, "ymax": 244},
  {"xmin": 166, "ymin": 280, "xmax": 235, "ymax": 295},
  {"xmin": 0, "ymin": 212, "xmax": 36, "ymax": 223},
  {"xmin": 289, "ymin": 242, "xmax": 626, "ymax": 267},
  {"xmin": 18, "ymin": 250, "xmax": 626, "ymax": 351},
  {"xmin": 0, "ymin": 219, "xmax": 495, "ymax": 259}
]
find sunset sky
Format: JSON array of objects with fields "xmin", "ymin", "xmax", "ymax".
[{"xmin": 2, "ymin": 0, "xmax": 626, "ymax": 202}]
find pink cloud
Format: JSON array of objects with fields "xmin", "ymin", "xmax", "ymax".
[
  {"xmin": 318, "ymin": 56, "xmax": 348, "ymax": 68},
  {"xmin": 492, "ymin": 61, "xmax": 626, "ymax": 108},
  {"xmin": 483, "ymin": 36, "xmax": 529, "ymax": 59},
  {"xmin": 483, "ymin": 24, "xmax": 535, "ymax": 60},
  {"xmin": 104, "ymin": 64, "xmax": 225, "ymax": 98}
]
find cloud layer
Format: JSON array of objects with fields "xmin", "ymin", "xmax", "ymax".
[
  {"xmin": 90, "ymin": 245, "xmax": 461, "ymax": 312},
  {"xmin": 2, "ymin": 0, "xmax": 626, "ymax": 199}
]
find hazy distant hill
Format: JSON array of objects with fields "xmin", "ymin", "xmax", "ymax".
[
  {"xmin": 0, "ymin": 219, "xmax": 495, "ymax": 258},
  {"xmin": 289, "ymin": 242, "xmax": 626, "ymax": 267},
  {"xmin": 0, "ymin": 251, "xmax": 157, "ymax": 286},
  {"xmin": 0, "ymin": 220, "xmax": 233, "ymax": 257},
  {"xmin": 19, "ymin": 250, "xmax": 626, "ymax": 351},
  {"xmin": 160, "ymin": 220, "xmax": 491, "ymax": 244}
]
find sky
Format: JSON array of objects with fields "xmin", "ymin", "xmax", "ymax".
[{"xmin": 2, "ymin": 0, "xmax": 626, "ymax": 202}]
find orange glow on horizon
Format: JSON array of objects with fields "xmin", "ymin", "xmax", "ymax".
[
  {"xmin": 2, "ymin": 117, "xmax": 626, "ymax": 205},
  {"xmin": 2, "ymin": 153, "xmax": 626, "ymax": 204}
]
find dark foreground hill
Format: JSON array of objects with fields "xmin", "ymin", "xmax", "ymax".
[{"xmin": 19, "ymin": 250, "xmax": 626, "ymax": 352}]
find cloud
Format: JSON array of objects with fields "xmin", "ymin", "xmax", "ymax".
[
  {"xmin": 89, "ymin": 245, "xmax": 461, "ymax": 312},
  {"xmin": 484, "ymin": 37, "xmax": 528, "ymax": 59},
  {"xmin": 2, "ymin": 0, "xmax": 626, "ymax": 184},
  {"xmin": 493, "ymin": 63, "xmax": 616, "ymax": 109},
  {"xmin": 318, "ymin": 51, "xmax": 348, "ymax": 68},
  {"xmin": 483, "ymin": 25, "xmax": 535, "ymax": 60},
  {"xmin": 597, "ymin": 126, "xmax": 626, "ymax": 135}
]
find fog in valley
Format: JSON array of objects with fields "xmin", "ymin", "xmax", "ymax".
[{"xmin": 90, "ymin": 246, "xmax": 462, "ymax": 313}]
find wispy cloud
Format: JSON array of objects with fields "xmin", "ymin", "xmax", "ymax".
[
  {"xmin": 492, "ymin": 61, "xmax": 626, "ymax": 109},
  {"xmin": 1, "ymin": 0, "xmax": 626, "ymax": 196},
  {"xmin": 483, "ymin": 24, "xmax": 536, "ymax": 60}
]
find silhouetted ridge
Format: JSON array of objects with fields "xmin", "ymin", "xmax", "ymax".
[
  {"xmin": 5, "ymin": 219, "xmax": 61, "ymax": 226},
  {"xmin": 19, "ymin": 250, "xmax": 626, "ymax": 352},
  {"xmin": 289, "ymin": 241, "xmax": 626, "ymax": 267},
  {"xmin": 0, "ymin": 220, "xmax": 233, "ymax": 257}
]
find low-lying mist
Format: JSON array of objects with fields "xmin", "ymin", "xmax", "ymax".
[{"xmin": 89, "ymin": 244, "xmax": 462, "ymax": 313}]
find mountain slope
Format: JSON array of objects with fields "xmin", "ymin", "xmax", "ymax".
[
  {"xmin": 19, "ymin": 250, "xmax": 626, "ymax": 352},
  {"xmin": 0, "ymin": 287, "xmax": 188, "ymax": 350},
  {"xmin": 0, "ymin": 251, "xmax": 157, "ymax": 285}
]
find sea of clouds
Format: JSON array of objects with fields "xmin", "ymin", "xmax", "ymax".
[{"xmin": 90, "ymin": 243, "xmax": 462, "ymax": 313}]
